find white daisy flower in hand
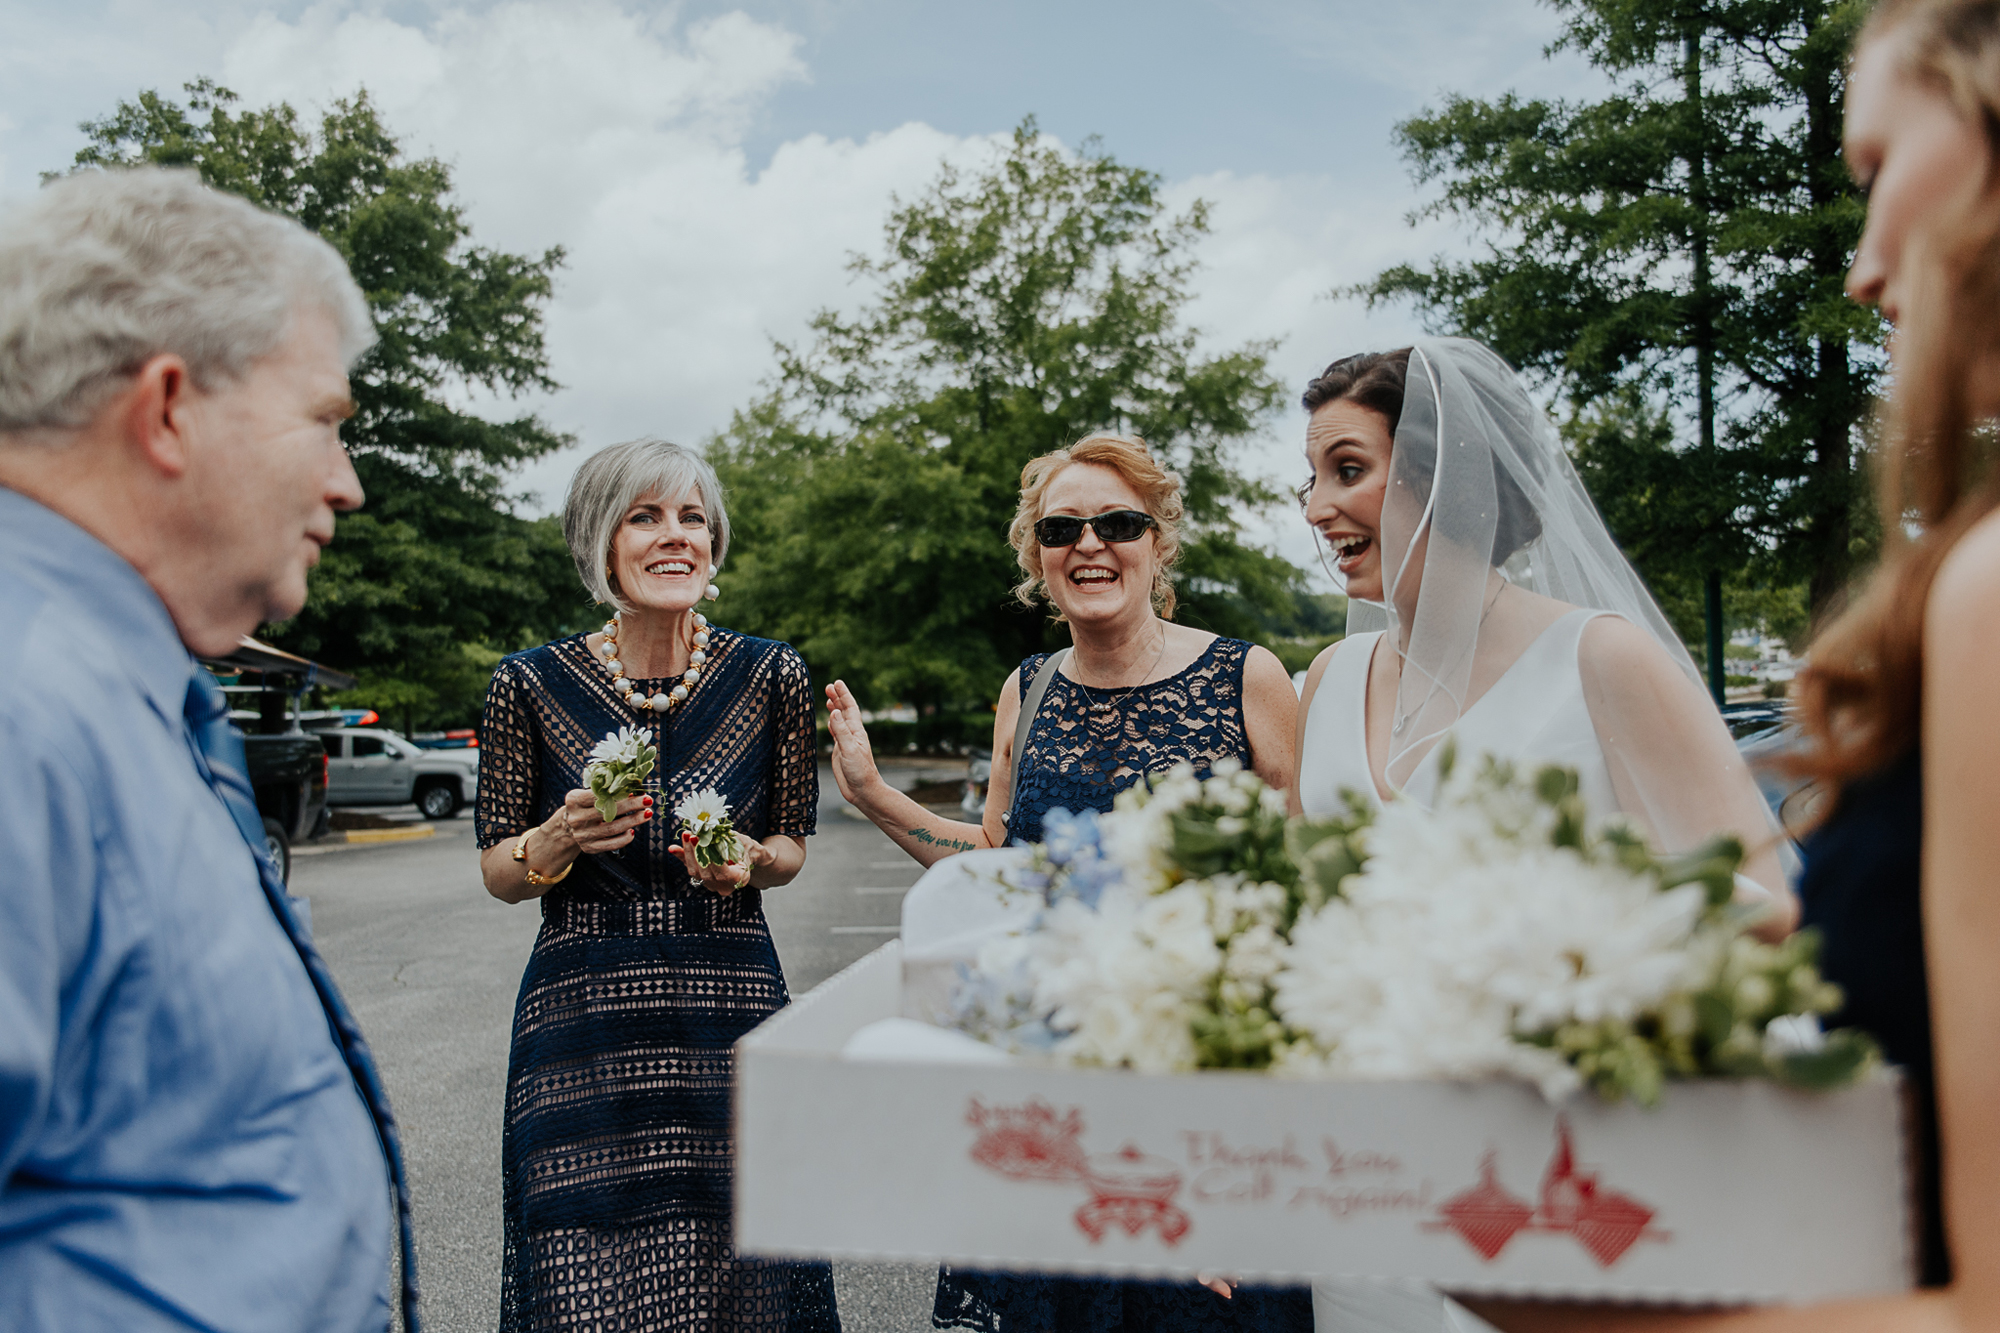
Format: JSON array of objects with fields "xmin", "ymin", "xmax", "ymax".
[
  {"xmin": 673, "ymin": 787, "xmax": 742, "ymax": 870},
  {"xmin": 673, "ymin": 787, "xmax": 731, "ymax": 832},
  {"xmin": 583, "ymin": 727, "xmax": 657, "ymax": 822},
  {"xmin": 590, "ymin": 725, "xmax": 654, "ymax": 766}
]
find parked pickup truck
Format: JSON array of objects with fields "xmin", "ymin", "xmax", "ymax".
[
  {"xmin": 319, "ymin": 727, "xmax": 479, "ymax": 819},
  {"xmin": 241, "ymin": 731, "xmax": 329, "ymax": 885}
]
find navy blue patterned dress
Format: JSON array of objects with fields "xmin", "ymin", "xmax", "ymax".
[
  {"xmin": 934, "ymin": 636, "xmax": 1313, "ymax": 1333},
  {"xmin": 477, "ymin": 628, "xmax": 840, "ymax": 1332}
]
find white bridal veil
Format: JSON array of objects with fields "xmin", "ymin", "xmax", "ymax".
[{"xmin": 1339, "ymin": 337, "xmax": 1786, "ymax": 874}]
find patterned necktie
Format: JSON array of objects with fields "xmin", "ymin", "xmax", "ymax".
[{"xmin": 182, "ymin": 668, "xmax": 422, "ymax": 1332}]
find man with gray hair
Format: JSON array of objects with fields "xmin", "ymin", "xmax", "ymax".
[{"xmin": 0, "ymin": 168, "xmax": 417, "ymax": 1331}]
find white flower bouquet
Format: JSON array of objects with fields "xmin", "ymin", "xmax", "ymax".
[
  {"xmin": 949, "ymin": 749, "xmax": 1876, "ymax": 1105},
  {"xmin": 585, "ymin": 725, "xmax": 657, "ymax": 823},
  {"xmin": 673, "ymin": 786, "xmax": 743, "ymax": 868}
]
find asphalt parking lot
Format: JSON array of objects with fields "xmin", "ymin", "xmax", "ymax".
[{"xmin": 299, "ymin": 762, "xmax": 962, "ymax": 1332}]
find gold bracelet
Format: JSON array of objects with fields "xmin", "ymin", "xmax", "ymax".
[{"xmin": 513, "ymin": 830, "xmax": 575, "ymax": 886}]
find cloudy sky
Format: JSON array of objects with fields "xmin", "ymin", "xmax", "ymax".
[{"xmin": 0, "ymin": 0, "xmax": 1603, "ymax": 579}]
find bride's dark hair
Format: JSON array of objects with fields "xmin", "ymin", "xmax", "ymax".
[
  {"xmin": 1303, "ymin": 349, "xmax": 1413, "ymax": 431},
  {"xmin": 1793, "ymin": 0, "xmax": 2000, "ymax": 794},
  {"xmin": 1302, "ymin": 348, "xmax": 1544, "ymax": 561}
]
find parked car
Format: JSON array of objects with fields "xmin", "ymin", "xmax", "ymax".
[
  {"xmin": 411, "ymin": 727, "xmax": 479, "ymax": 751},
  {"xmin": 297, "ymin": 707, "xmax": 381, "ymax": 732},
  {"xmin": 1720, "ymin": 700, "xmax": 1790, "ymax": 740},
  {"xmin": 318, "ymin": 727, "xmax": 479, "ymax": 819},
  {"xmin": 201, "ymin": 635, "xmax": 357, "ymax": 885},
  {"xmin": 241, "ymin": 732, "xmax": 330, "ymax": 884},
  {"xmin": 962, "ymin": 747, "xmax": 992, "ymax": 815},
  {"xmin": 1734, "ymin": 718, "xmax": 1826, "ymax": 841}
]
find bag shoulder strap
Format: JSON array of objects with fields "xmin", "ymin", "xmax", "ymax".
[{"xmin": 1007, "ymin": 648, "xmax": 1070, "ymax": 816}]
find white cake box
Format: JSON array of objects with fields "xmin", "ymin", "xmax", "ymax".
[{"xmin": 736, "ymin": 861, "xmax": 1915, "ymax": 1304}]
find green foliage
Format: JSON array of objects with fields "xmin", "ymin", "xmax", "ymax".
[
  {"xmin": 1166, "ymin": 788, "xmax": 1298, "ymax": 893},
  {"xmin": 1359, "ymin": 0, "xmax": 1885, "ymax": 617},
  {"xmin": 329, "ymin": 640, "xmax": 505, "ymax": 739},
  {"xmin": 1567, "ymin": 387, "xmax": 1839, "ymax": 659},
  {"xmin": 1257, "ymin": 590, "xmax": 1348, "ymax": 639},
  {"xmin": 1532, "ymin": 929, "xmax": 1874, "ymax": 1106},
  {"xmin": 1267, "ymin": 635, "xmax": 1340, "ymax": 676},
  {"xmin": 68, "ymin": 80, "xmax": 580, "ymax": 727},
  {"xmin": 1282, "ymin": 792, "xmax": 1375, "ymax": 928},
  {"xmin": 710, "ymin": 121, "xmax": 1304, "ymax": 710}
]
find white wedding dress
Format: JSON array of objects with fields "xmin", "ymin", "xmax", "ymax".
[
  {"xmin": 1297, "ymin": 609, "xmax": 1615, "ymax": 820},
  {"xmin": 1296, "ymin": 616, "xmax": 1617, "ymax": 1333}
]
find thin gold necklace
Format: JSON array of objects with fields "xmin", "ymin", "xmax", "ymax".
[{"xmin": 1076, "ymin": 622, "xmax": 1170, "ymax": 706}]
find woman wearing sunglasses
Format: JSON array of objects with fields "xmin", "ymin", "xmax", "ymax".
[{"xmin": 825, "ymin": 433, "xmax": 1306, "ymax": 1332}]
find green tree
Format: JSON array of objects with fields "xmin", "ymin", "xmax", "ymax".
[
  {"xmin": 67, "ymin": 80, "xmax": 583, "ymax": 729},
  {"xmin": 1359, "ymin": 0, "xmax": 1883, "ymax": 693},
  {"xmin": 1568, "ymin": 390, "xmax": 1812, "ymax": 670},
  {"xmin": 710, "ymin": 121, "xmax": 1301, "ymax": 727}
]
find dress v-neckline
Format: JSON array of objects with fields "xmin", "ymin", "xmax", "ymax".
[{"xmin": 1354, "ymin": 608, "xmax": 1592, "ymax": 803}]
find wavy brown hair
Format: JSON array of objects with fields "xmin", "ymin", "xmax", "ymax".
[
  {"xmin": 1794, "ymin": 0, "xmax": 2000, "ymax": 793},
  {"xmin": 1010, "ymin": 434, "xmax": 1184, "ymax": 620}
]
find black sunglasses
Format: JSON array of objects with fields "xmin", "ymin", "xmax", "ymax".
[{"xmin": 1033, "ymin": 509, "xmax": 1157, "ymax": 548}]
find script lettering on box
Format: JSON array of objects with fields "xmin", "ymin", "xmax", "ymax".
[
  {"xmin": 1426, "ymin": 1116, "xmax": 1669, "ymax": 1267},
  {"xmin": 966, "ymin": 1098, "xmax": 1192, "ymax": 1247}
]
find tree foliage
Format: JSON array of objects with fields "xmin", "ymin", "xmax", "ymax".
[
  {"xmin": 69, "ymin": 80, "xmax": 584, "ymax": 727},
  {"xmin": 711, "ymin": 122, "xmax": 1301, "ymax": 716},
  {"xmin": 1569, "ymin": 390, "xmax": 1813, "ymax": 663},
  {"xmin": 1361, "ymin": 0, "xmax": 1884, "ymax": 624}
]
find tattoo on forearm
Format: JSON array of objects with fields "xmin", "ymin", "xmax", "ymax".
[{"xmin": 908, "ymin": 827, "xmax": 978, "ymax": 852}]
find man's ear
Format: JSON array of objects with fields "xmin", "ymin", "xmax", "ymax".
[{"xmin": 119, "ymin": 354, "xmax": 198, "ymax": 479}]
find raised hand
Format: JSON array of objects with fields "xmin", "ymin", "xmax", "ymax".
[{"xmin": 825, "ymin": 679, "xmax": 884, "ymax": 806}]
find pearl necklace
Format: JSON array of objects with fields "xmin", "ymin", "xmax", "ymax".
[{"xmin": 596, "ymin": 612, "xmax": 711, "ymax": 713}]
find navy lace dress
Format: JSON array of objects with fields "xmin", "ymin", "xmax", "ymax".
[
  {"xmin": 933, "ymin": 636, "xmax": 1313, "ymax": 1333},
  {"xmin": 477, "ymin": 628, "xmax": 840, "ymax": 1332},
  {"xmin": 1796, "ymin": 749, "xmax": 1949, "ymax": 1286}
]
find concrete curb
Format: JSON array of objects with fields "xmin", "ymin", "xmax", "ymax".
[{"xmin": 319, "ymin": 824, "xmax": 437, "ymax": 845}]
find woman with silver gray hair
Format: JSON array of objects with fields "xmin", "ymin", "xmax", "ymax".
[{"xmin": 476, "ymin": 439, "xmax": 835, "ymax": 1332}]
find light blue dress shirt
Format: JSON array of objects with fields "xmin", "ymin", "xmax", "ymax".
[{"xmin": 0, "ymin": 486, "xmax": 391, "ymax": 1331}]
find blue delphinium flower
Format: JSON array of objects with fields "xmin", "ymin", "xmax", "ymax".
[
  {"xmin": 1038, "ymin": 807, "xmax": 1120, "ymax": 909},
  {"xmin": 947, "ymin": 960, "xmax": 1059, "ymax": 1052},
  {"xmin": 1041, "ymin": 806, "xmax": 1099, "ymax": 866}
]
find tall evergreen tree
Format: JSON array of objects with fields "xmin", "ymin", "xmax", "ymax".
[
  {"xmin": 711, "ymin": 121, "xmax": 1300, "ymax": 721},
  {"xmin": 67, "ymin": 80, "xmax": 582, "ymax": 728},
  {"xmin": 1360, "ymin": 0, "xmax": 1883, "ymax": 689}
]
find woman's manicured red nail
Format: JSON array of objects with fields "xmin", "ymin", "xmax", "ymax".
[
  {"xmin": 640, "ymin": 809, "xmax": 652, "ymax": 821},
  {"xmin": 642, "ymin": 795, "xmax": 653, "ymax": 807}
]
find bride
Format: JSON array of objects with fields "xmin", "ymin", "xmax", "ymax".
[{"xmin": 1290, "ymin": 339, "xmax": 1798, "ymax": 1331}]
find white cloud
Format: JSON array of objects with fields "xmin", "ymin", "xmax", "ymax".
[
  {"xmin": 216, "ymin": 3, "xmax": 1005, "ymax": 502},
  {"xmin": 210, "ymin": 0, "xmax": 1453, "ymax": 587},
  {"xmin": 1159, "ymin": 167, "xmax": 1451, "ymax": 585}
]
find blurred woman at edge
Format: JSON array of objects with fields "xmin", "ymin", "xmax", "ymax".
[{"xmin": 1461, "ymin": 0, "xmax": 2000, "ymax": 1327}]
